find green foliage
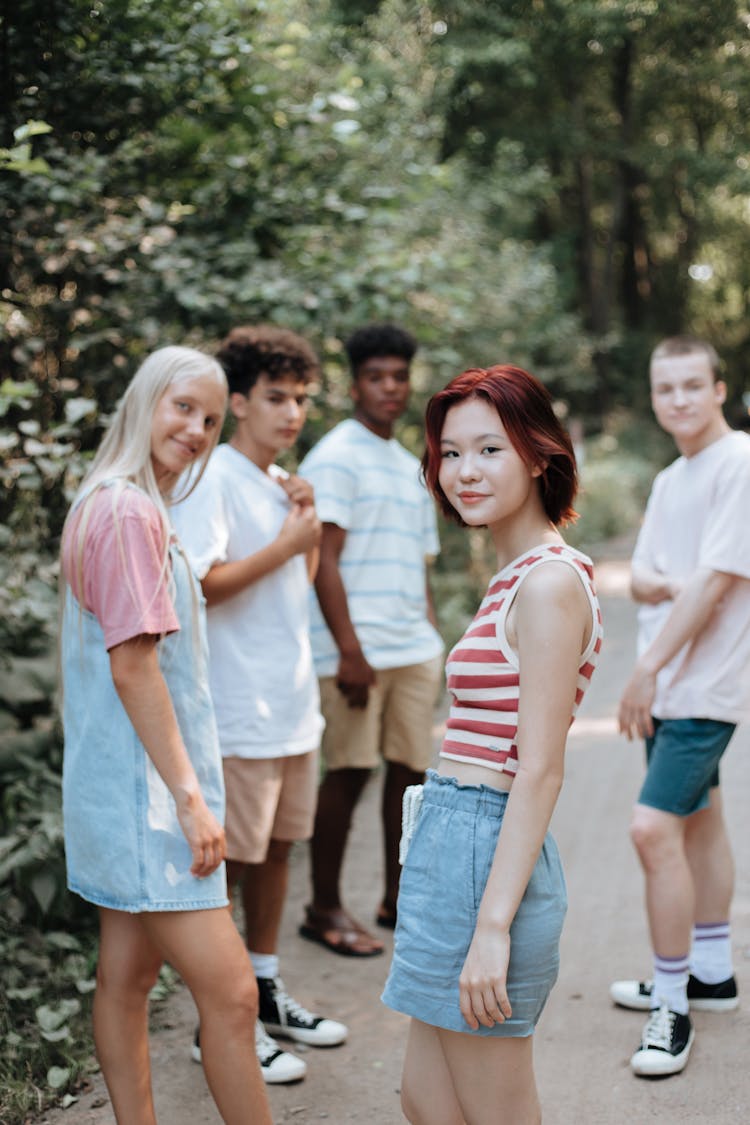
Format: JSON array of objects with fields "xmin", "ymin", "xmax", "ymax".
[
  {"xmin": 434, "ymin": 0, "xmax": 750, "ymax": 405},
  {"xmin": 0, "ymin": 120, "xmax": 52, "ymax": 175},
  {"xmin": 0, "ymin": 2, "xmax": 730, "ymax": 1112},
  {"xmin": 0, "ymin": 919, "xmax": 97, "ymax": 1121}
]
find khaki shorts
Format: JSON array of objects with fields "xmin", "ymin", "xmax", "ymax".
[
  {"xmin": 222, "ymin": 750, "xmax": 319, "ymax": 864},
  {"xmin": 319, "ymin": 653, "xmax": 443, "ymax": 772}
]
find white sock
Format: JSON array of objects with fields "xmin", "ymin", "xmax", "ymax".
[
  {"xmin": 690, "ymin": 922, "xmax": 733, "ymax": 984},
  {"xmin": 250, "ymin": 952, "xmax": 279, "ymax": 980},
  {"xmin": 652, "ymin": 953, "xmax": 690, "ymax": 1015}
]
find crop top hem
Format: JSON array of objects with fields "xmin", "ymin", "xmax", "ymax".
[{"xmin": 440, "ymin": 750, "xmax": 519, "ymax": 775}]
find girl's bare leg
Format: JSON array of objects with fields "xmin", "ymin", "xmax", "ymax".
[
  {"xmin": 94, "ymin": 908, "xmax": 164, "ymax": 1125},
  {"xmin": 142, "ymin": 907, "xmax": 272, "ymax": 1125},
  {"xmin": 401, "ymin": 1019, "xmax": 465, "ymax": 1125},
  {"xmin": 438, "ymin": 1026, "xmax": 540, "ymax": 1125},
  {"xmin": 401, "ymin": 1018, "xmax": 540, "ymax": 1125}
]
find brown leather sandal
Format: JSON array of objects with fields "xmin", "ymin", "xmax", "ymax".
[{"xmin": 298, "ymin": 905, "xmax": 384, "ymax": 957}]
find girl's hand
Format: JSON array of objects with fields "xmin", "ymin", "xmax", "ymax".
[
  {"xmin": 459, "ymin": 924, "xmax": 513, "ymax": 1030},
  {"xmin": 174, "ymin": 787, "xmax": 226, "ymax": 878}
]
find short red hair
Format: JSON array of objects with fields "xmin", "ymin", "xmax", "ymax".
[{"xmin": 422, "ymin": 365, "xmax": 578, "ymax": 526}]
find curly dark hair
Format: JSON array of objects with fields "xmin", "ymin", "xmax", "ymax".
[
  {"xmin": 216, "ymin": 325, "xmax": 319, "ymax": 395},
  {"xmin": 344, "ymin": 323, "xmax": 417, "ymax": 378}
]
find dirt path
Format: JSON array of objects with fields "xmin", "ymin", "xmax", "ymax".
[{"xmin": 38, "ymin": 559, "xmax": 750, "ymax": 1124}]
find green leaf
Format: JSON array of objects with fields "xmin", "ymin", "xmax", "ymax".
[
  {"xmin": 36, "ymin": 998, "xmax": 81, "ymax": 1031},
  {"xmin": 64, "ymin": 397, "xmax": 97, "ymax": 425},
  {"xmin": 41, "ymin": 1025, "xmax": 72, "ymax": 1043},
  {"xmin": 45, "ymin": 930, "xmax": 82, "ymax": 951},
  {"xmin": 14, "ymin": 120, "xmax": 53, "ymax": 142},
  {"xmin": 47, "ymin": 1065, "xmax": 71, "ymax": 1090},
  {"xmin": 7, "ymin": 985, "xmax": 41, "ymax": 1001}
]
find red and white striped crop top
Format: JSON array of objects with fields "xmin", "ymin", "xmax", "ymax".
[{"xmin": 440, "ymin": 543, "xmax": 603, "ymax": 777}]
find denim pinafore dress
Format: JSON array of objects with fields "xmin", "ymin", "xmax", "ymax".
[{"xmin": 61, "ymin": 486, "xmax": 228, "ymax": 912}]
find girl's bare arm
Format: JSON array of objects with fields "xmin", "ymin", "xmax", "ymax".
[
  {"xmin": 458, "ymin": 562, "xmax": 591, "ymax": 1030},
  {"xmin": 109, "ymin": 634, "xmax": 225, "ymax": 877}
]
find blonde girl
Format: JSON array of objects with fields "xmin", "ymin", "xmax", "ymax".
[{"xmin": 60, "ymin": 347, "xmax": 272, "ymax": 1124}]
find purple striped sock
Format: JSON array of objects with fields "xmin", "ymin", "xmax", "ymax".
[
  {"xmin": 691, "ymin": 921, "xmax": 732, "ymax": 984},
  {"xmin": 652, "ymin": 953, "xmax": 690, "ymax": 1014}
]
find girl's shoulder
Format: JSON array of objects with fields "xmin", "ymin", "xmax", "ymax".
[
  {"xmin": 63, "ymin": 481, "xmax": 166, "ymax": 574},
  {"xmin": 509, "ymin": 542, "xmax": 598, "ymax": 620},
  {"xmin": 77, "ymin": 480, "xmax": 161, "ymax": 533}
]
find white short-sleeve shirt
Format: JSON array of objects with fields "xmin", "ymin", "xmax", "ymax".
[
  {"xmin": 172, "ymin": 444, "xmax": 324, "ymax": 759},
  {"xmin": 633, "ymin": 429, "xmax": 750, "ymax": 722},
  {"xmin": 299, "ymin": 419, "xmax": 444, "ymax": 676}
]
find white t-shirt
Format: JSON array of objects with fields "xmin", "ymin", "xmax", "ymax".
[
  {"xmin": 633, "ymin": 429, "xmax": 750, "ymax": 723},
  {"xmin": 300, "ymin": 419, "xmax": 444, "ymax": 677},
  {"xmin": 171, "ymin": 444, "xmax": 324, "ymax": 759}
]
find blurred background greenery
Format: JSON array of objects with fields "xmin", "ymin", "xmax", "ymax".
[{"xmin": 2, "ymin": 1, "xmax": 749, "ymax": 1116}]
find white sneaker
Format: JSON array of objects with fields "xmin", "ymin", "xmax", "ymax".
[
  {"xmin": 610, "ymin": 978, "xmax": 656, "ymax": 1011},
  {"xmin": 630, "ymin": 1006, "xmax": 694, "ymax": 1077},
  {"xmin": 190, "ymin": 1022, "xmax": 307, "ymax": 1085},
  {"xmin": 257, "ymin": 976, "xmax": 348, "ymax": 1046},
  {"xmin": 254, "ymin": 1020, "xmax": 307, "ymax": 1084},
  {"xmin": 611, "ymin": 974, "xmax": 739, "ymax": 1012}
]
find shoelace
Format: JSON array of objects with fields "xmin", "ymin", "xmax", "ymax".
[
  {"xmin": 255, "ymin": 1020, "xmax": 282, "ymax": 1062},
  {"xmin": 273, "ymin": 979, "xmax": 317, "ymax": 1026},
  {"xmin": 641, "ymin": 1005, "xmax": 675, "ymax": 1049}
]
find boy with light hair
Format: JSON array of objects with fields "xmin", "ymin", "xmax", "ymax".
[{"xmin": 613, "ymin": 336, "xmax": 750, "ymax": 1077}]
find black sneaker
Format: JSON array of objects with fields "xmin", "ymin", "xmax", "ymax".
[
  {"xmin": 686, "ymin": 973, "xmax": 739, "ymax": 1011},
  {"xmin": 190, "ymin": 1022, "xmax": 307, "ymax": 1084},
  {"xmin": 257, "ymin": 976, "xmax": 348, "ymax": 1046},
  {"xmin": 630, "ymin": 1006, "xmax": 694, "ymax": 1077},
  {"xmin": 611, "ymin": 973, "xmax": 738, "ymax": 1012}
]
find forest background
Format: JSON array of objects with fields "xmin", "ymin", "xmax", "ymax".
[{"xmin": 2, "ymin": 1, "xmax": 750, "ymax": 1119}]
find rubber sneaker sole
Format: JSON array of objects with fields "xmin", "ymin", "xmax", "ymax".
[
  {"xmin": 631, "ymin": 1025, "xmax": 694, "ymax": 1077},
  {"xmin": 610, "ymin": 979, "xmax": 653, "ymax": 1011},
  {"xmin": 191, "ymin": 1027, "xmax": 307, "ymax": 1084},
  {"xmin": 258, "ymin": 1049, "xmax": 307, "ymax": 1084},
  {"xmin": 611, "ymin": 975, "xmax": 739, "ymax": 1013},
  {"xmin": 262, "ymin": 1017, "xmax": 348, "ymax": 1047}
]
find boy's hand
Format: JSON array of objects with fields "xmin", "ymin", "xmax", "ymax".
[
  {"xmin": 336, "ymin": 648, "xmax": 376, "ymax": 708},
  {"xmin": 278, "ymin": 504, "xmax": 321, "ymax": 557},
  {"xmin": 618, "ymin": 662, "xmax": 657, "ymax": 739},
  {"xmin": 280, "ymin": 474, "xmax": 315, "ymax": 508}
]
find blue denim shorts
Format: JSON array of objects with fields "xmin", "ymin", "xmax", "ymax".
[
  {"xmin": 639, "ymin": 718, "xmax": 736, "ymax": 816},
  {"xmin": 381, "ymin": 771, "xmax": 567, "ymax": 1037}
]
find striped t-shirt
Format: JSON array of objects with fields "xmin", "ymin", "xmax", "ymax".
[
  {"xmin": 300, "ymin": 419, "xmax": 444, "ymax": 676},
  {"xmin": 440, "ymin": 543, "xmax": 603, "ymax": 776}
]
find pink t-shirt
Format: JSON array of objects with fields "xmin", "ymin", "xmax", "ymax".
[
  {"xmin": 633, "ymin": 430, "xmax": 750, "ymax": 723},
  {"xmin": 61, "ymin": 483, "xmax": 179, "ymax": 650}
]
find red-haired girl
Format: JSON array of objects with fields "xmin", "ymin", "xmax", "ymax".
[{"xmin": 383, "ymin": 365, "xmax": 603, "ymax": 1124}]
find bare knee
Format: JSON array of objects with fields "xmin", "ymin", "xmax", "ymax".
[
  {"xmin": 630, "ymin": 807, "xmax": 682, "ymax": 869},
  {"xmin": 96, "ymin": 952, "xmax": 161, "ymax": 1004},
  {"xmin": 202, "ymin": 960, "xmax": 259, "ymax": 1031}
]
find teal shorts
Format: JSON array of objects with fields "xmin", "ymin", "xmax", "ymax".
[{"xmin": 639, "ymin": 718, "xmax": 736, "ymax": 816}]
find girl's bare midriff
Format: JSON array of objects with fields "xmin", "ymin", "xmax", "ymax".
[{"xmin": 437, "ymin": 757, "xmax": 514, "ymax": 793}]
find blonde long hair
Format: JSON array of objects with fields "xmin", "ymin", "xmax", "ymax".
[{"xmin": 63, "ymin": 346, "xmax": 227, "ymax": 623}]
